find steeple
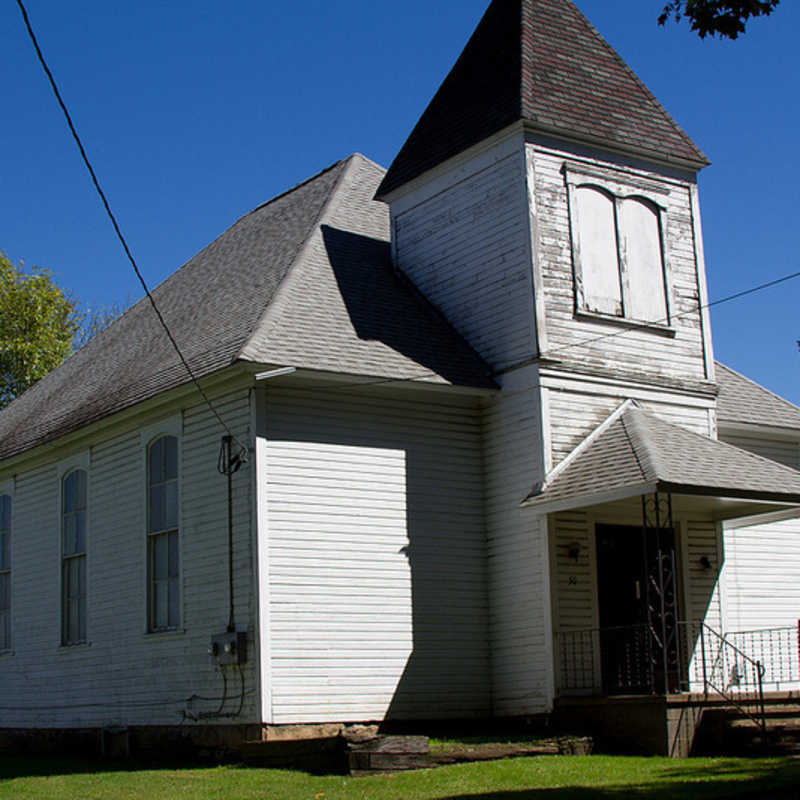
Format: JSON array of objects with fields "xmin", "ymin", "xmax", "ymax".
[{"xmin": 376, "ymin": 0, "xmax": 708, "ymax": 198}]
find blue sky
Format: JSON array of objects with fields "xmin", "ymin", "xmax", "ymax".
[{"xmin": 2, "ymin": 1, "xmax": 798, "ymax": 402}]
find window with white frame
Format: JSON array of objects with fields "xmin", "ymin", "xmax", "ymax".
[
  {"xmin": 147, "ymin": 435, "xmax": 179, "ymax": 631},
  {"xmin": 565, "ymin": 165, "xmax": 671, "ymax": 326},
  {"xmin": 61, "ymin": 469, "xmax": 87, "ymax": 645},
  {"xmin": 0, "ymin": 494, "xmax": 11, "ymax": 651}
]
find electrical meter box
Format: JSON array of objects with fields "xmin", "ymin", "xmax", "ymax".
[{"xmin": 209, "ymin": 631, "xmax": 247, "ymax": 665}]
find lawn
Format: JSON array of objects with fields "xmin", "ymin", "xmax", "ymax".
[{"xmin": 0, "ymin": 753, "xmax": 798, "ymax": 799}]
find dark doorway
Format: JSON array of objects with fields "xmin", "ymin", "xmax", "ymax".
[{"xmin": 595, "ymin": 524, "xmax": 679, "ymax": 695}]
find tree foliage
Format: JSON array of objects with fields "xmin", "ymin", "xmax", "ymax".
[
  {"xmin": 0, "ymin": 252, "xmax": 81, "ymax": 409},
  {"xmin": 659, "ymin": 0, "xmax": 781, "ymax": 39}
]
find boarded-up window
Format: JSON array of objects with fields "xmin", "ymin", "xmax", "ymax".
[
  {"xmin": 566, "ymin": 167, "xmax": 670, "ymax": 326},
  {"xmin": 574, "ymin": 186, "xmax": 622, "ymax": 316},
  {"xmin": 619, "ymin": 197, "xmax": 667, "ymax": 323}
]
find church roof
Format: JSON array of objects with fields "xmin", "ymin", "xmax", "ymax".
[
  {"xmin": 0, "ymin": 154, "xmax": 494, "ymax": 462},
  {"xmin": 377, "ymin": 0, "xmax": 709, "ymax": 198},
  {"xmin": 715, "ymin": 361, "xmax": 800, "ymax": 431},
  {"xmin": 523, "ymin": 401, "xmax": 800, "ymax": 514}
]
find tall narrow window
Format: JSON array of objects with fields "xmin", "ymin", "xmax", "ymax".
[
  {"xmin": 148, "ymin": 435, "xmax": 179, "ymax": 631},
  {"xmin": 62, "ymin": 470, "xmax": 87, "ymax": 645},
  {"xmin": 0, "ymin": 495, "xmax": 11, "ymax": 651}
]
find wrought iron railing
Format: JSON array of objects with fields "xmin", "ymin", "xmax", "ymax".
[
  {"xmin": 555, "ymin": 620, "xmax": 791, "ymax": 732},
  {"xmin": 679, "ymin": 621, "xmax": 766, "ymax": 733},
  {"xmin": 725, "ymin": 625, "xmax": 800, "ymax": 690}
]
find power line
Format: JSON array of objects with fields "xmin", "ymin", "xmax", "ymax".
[
  {"xmin": 539, "ymin": 268, "xmax": 800, "ymax": 361},
  {"xmin": 320, "ymin": 265, "xmax": 800, "ymax": 392},
  {"xmin": 16, "ymin": 0, "xmax": 248, "ymax": 459}
]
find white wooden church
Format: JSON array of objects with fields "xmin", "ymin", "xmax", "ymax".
[{"xmin": 1, "ymin": 0, "xmax": 799, "ymax": 756}]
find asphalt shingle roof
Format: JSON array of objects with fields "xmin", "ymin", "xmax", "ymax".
[
  {"xmin": 0, "ymin": 154, "xmax": 493, "ymax": 461},
  {"xmin": 524, "ymin": 402, "xmax": 800, "ymax": 510},
  {"xmin": 715, "ymin": 361, "xmax": 800, "ymax": 431},
  {"xmin": 377, "ymin": 0, "xmax": 708, "ymax": 198}
]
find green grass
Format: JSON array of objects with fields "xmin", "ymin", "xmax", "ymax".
[{"xmin": 0, "ymin": 753, "xmax": 797, "ymax": 799}]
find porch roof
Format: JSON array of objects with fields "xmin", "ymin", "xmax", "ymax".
[{"xmin": 522, "ymin": 401, "xmax": 800, "ymax": 519}]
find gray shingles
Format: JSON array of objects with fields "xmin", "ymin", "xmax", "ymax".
[
  {"xmin": 0, "ymin": 155, "xmax": 493, "ymax": 462},
  {"xmin": 525, "ymin": 403, "xmax": 800, "ymax": 509},
  {"xmin": 715, "ymin": 361, "xmax": 800, "ymax": 431}
]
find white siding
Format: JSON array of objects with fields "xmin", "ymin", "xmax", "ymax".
[
  {"xmin": 718, "ymin": 430, "xmax": 800, "ymax": 689},
  {"xmin": 719, "ymin": 432, "xmax": 800, "ymax": 470},
  {"xmin": 264, "ymin": 384, "xmax": 488, "ymax": 723},
  {"xmin": 0, "ymin": 390, "xmax": 257, "ymax": 728},
  {"xmin": 484, "ymin": 387, "xmax": 552, "ymax": 715},
  {"xmin": 532, "ymin": 144, "xmax": 708, "ymax": 384},
  {"xmin": 547, "ymin": 386, "xmax": 712, "ymax": 467},
  {"xmin": 393, "ymin": 145, "xmax": 534, "ymax": 370}
]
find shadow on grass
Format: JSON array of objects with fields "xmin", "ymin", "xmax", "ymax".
[{"xmin": 434, "ymin": 758, "xmax": 800, "ymax": 799}]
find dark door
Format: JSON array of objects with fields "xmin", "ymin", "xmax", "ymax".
[{"xmin": 595, "ymin": 524, "xmax": 679, "ymax": 694}]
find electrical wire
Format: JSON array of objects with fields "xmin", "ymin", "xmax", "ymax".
[
  {"xmin": 15, "ymin": 0, "xmax": 248, "ymax": 461},
  {"xmin": 319, "ymin": 266, "xmax": 800, "ymax": 393},
  {"xmin": 16, "ymin": 1, "xmax": 798, "ymax": 401}
]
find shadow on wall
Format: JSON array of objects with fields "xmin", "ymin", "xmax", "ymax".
[
  {"xmin": 321, "ymin": 224, "xmax": 491, "ymax": 388},
  {"xmin": 265, "ymin": 384, "xmax": 491, "ymax": 723}
]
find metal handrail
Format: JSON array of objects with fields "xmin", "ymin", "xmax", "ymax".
[{"xmin": 683, "ymin": 621, "xmax": 766, "ymax": 735}]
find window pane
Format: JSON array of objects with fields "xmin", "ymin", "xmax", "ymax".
[
  {"xmin": 155, "ymin": 581, "xmax": 168, "ymax": 629},
  {"xmin": 0, "ymin": 573, "xmax": 9, "ymax": 612},
  {"xmin": 0, "ymin": 532, "xmax": 8, "ymax": 571},
  {"xmin": 164, "ymin": 480, "xmax": 178, "ymax": 531},
  {"xmin": 168, "ymin": 575, "xmax": 179, "ymax": 628},
  {"xmin": 620, "ymin": 198, "xmax": 667, "ymax": 323},
  {"xmin": 168, "ymin": 531, "xmax": 179, "ymax": 578},
  {"xmin": 164, "ymin": 436, "xmax": 178, "ymax": 481},
  {"xmin": 149, "ymin": 438, "xmax": 164, "ymax": 485},
  {"xmin": 75, "ymin": 470, "xmax": 87, "ymax": 508},
  {"xmin": 63, "ymin": 514, "xmax": 77, "ymax": 555},
  {"xmin": 575, "ymin": 186, "xmax": 622, "ymax": 316},
  {"xmin": 149, "ymin": 485, "xmax": 164, "ymax": 533},
  {"xmin": 0, "ymin": 610, "xmax": 8, "ymax": 651},
  {"xmin": 74, "ymin": 511, "xmax": 86, "ymax": 554},
  {"xmin": 153, "ymin": 534, "xmax": 168, "ymax": 580},
  {"xmin": 0, "ymin": 496, "xmax": 9, "ymax": 533}
]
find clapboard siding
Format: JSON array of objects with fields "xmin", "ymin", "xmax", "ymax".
[
  {"xmin": 718, "ymin": 433, "xmax": 800, "ymax": 470},
  {"xmin": 551, "ymin": 512, "xmax": 594, "ymax": 633},
  {"xmin": 484, "ymin": 386, "xmax": 552, "ymax": 714},
  {"xmin": 393, "ymin": 146, "xmax": 534, "ymax": 370},
  {"xmin": 0, "ymin": 389, "xmax": 257, "ymax": 729},
  {"xmin": 722, "ymin": 518, "xmax": 800, "ymax": 631},
  {"xmin": 683, "ymin": 519, "xmax": 722, "ymax": 633},
  {"xmin": 532, "ymin": 144, "xmax": 708, "ymax": 384},
  {"xmin": 264, "ymin": 384, "xmax": 489, "ymax": 723},
  {"xmin": 547, "ymin": 387, "xmax": 711, "ymax": 467}
]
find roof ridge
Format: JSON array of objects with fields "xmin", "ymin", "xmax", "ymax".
[
  {"xmin": 235, "ymin": 156, "xmax": 357, "ymax": 363},
  {"xmin": 620, "ymin": 404, "xmax": 660, "ymax": 483},
  {"xmin": 530, "ymin": 398, "xmax": 636, "ymax": 497}
]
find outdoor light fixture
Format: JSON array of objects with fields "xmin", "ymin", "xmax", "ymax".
[{"xmin": 568, "ymin": 543, "xmax": 580, "ymax": 562}]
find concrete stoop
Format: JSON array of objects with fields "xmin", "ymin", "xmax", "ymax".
[{"xmin": 694, "ymin": 700, "xmax": 800, "ymax": 757}]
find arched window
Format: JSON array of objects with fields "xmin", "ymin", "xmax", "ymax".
[
  {"xmin": 148, "ymin": 435, "xmax": 179, "ymax": 631},
  {"xmin": 0, "ymin": 494, "xmax": 11, "ymax": 651},
  {"xmin": 62, "ymin": 469, "xmax": 87, "ymax": 645},
  {"xmin": 567, "ymin": 166, "xmax": 670, "ymax": 326}
]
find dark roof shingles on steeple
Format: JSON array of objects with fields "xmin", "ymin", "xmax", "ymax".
[{"xmin": 377, "ymin": 0, "xmax": 707, "ymax": 197}]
